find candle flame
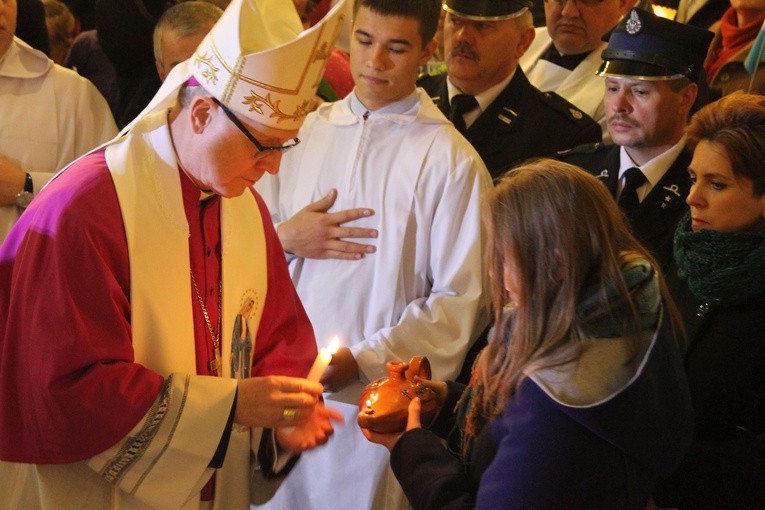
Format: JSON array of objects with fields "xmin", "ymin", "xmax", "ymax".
[{"xmin": 327, "ymin": 336, "xmax": 340, "ymax": 354}]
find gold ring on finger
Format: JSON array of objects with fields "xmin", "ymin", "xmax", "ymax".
[{"xmin": 282, "ymin": 407, "xmax": 297, "ymax": 421}]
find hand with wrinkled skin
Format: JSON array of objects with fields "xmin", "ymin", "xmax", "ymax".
[
  {"xmin": 319, "ymin": 347, "xmax": 359, "ymax": 393},
  {"xmin": 234, "ymin": 376, "xmax": 324, "ymax": 428},
  {"xmin": 275, "ymin": 403, "xmax": 345, "ymax": 452},
  {"xmin": 277, "ymin": 188, "xmax": 378, "ymax": 260},
  {"xmin": 0, "ymin": 155, "xmax": 26, "ymax": 205}
]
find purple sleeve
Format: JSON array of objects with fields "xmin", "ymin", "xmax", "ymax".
[{"xmin": 0, "ymin": 151, "xmax": 163, "ymax": 463}]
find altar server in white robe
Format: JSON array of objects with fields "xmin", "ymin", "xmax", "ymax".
[{"xmin": 254, "ymin": 0, "xmax": 492, "ymax": 508}]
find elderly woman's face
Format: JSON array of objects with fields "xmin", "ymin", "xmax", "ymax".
[{"xmin": 686, "ymin": 140, "xmax": 765, "ymax": 232}]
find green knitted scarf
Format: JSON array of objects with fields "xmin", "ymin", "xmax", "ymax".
[{"xmin": 674, "ymin": 212, "xmax": 765, "ymax": 306}]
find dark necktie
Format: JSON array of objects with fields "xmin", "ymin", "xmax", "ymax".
[
  {"xmin": 449, "ymin": 94, "xmax": 478, "ymax": 134},
  {"xmin": 618, "ymin": 167, "xmax": 647, "ymax": 214}
]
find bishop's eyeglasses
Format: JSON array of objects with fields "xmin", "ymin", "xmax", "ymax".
[{"xmin": 211, "ymin": 97, "xmax": 300, "ymax": 159}]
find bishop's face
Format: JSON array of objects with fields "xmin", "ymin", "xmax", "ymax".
[{"xmin": 183, "ymin": 97, "xmax": 299, "ymax": 198}]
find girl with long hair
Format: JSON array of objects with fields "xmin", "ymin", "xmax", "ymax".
[{"xmin": 363, "ymin": 159, "xmax": 693, "ymax": 509}]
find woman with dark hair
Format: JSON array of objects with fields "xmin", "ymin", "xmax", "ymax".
[
  {"xmin": 363, "ymin": 159, "xmax": 694, "ymax": 509},
  {"xmin": 653, "ymin": 92, "xmax": 765, "ymax": 509}
]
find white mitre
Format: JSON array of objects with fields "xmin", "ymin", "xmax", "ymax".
[{"xmin": 124, "ymin": 0, "xmax": 347, "ymax": 132}]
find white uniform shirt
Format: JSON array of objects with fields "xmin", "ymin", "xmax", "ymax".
[{"xmin": 617, "ymin": 139, "xmax": 687, "ymax": 202}]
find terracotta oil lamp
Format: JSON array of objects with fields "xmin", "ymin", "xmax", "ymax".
[{"xmin": 357, "ymin": 356, "xmax": 439, "ymax": 433}]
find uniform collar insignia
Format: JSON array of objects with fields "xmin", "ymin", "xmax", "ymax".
[
  {"xmin": 660, "ymin": 184, "xmax": 681, "ymax": 209},
  {"xmin": 498, "ymin": 107, "xmax": 518, "ymax": 125}
]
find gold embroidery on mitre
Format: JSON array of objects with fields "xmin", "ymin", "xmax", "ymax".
[
  {"xmin": 222, "ymin": 55, "xmax": 247, "ymax": 105},
  {"xmin": 241, "ymin": 91, "xmax": 311, "ymax": 123},
  {"xmin": 194, "ymin": 52, "xmax": 220, "ymax": 84},
  {"xmin": 311, "ymin": 40, "xmax": 334, "ymax": 88},
  {"xmin": 310, "ymin": 14, "xmax": 345, "ymax": 88},
  {"xmin": 313, "ymin": 40, "xmax": 334, "ymax": 62}
]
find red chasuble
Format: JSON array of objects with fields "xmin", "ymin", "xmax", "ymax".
[{"xmin": 0, "ymin": 150, "xmax": 317, "ymax": 464}]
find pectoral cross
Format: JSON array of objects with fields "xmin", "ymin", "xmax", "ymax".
[{"xmin": 210, "ymin": 352, "xmax": 221, "ymax": 376}]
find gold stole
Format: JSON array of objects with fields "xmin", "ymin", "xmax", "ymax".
[{"xmin": 106, "ymin": 110, "xmax": 267, "ymax": 379}]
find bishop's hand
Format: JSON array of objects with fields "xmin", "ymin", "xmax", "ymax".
[{"xmin": 275, "ymin": 403, "xmax": 344, "ymax": 452}]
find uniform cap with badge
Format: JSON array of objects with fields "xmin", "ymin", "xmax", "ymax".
[
  {"xmin": 596, "ymin": 8, "xmax": 713, "ymax": 84},
  {"xmin": 443, "ymin": 0, "xmax": 533, "ymax": 20}
]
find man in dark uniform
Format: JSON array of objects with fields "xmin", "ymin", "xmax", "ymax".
[
  {"xmin": 561, "ymin": 8, "xmax": 713, "ymax": 271},
  {"xmin": 418, "ymin": 0, "xmax": 602, "ymax": 180}
]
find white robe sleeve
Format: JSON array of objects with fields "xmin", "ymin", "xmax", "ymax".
[{"xmin": 87, "ymin": 374, "xmax": 237, "ymax": 509}]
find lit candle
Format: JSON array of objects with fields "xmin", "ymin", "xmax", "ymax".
[{"xmin": 306, "ymin": 336, "xmax": 340, "ymax": 382}]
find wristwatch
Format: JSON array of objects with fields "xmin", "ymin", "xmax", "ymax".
[{"xmin": 15, "ymin": 172, "xmax": 33, "ymax": 209}]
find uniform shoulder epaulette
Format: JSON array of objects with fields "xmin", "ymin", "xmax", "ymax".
[
  {"xmin": 416, "ymin": 73, "xmax": 444, "ymax": 102},
  {"xmin": 556, "ymin": 142, "xmax": 606, "ymax": 158},
  {"xmin": 416, "ymin": 70, "xmax": 445, "ymax": 85},
  {"xmin": 540, "ymin": 91, "xmax": 595, "ymax": 126},
  {"xmin": 418, "ymin": 63, "xmax": 447, "ymax": 80}
]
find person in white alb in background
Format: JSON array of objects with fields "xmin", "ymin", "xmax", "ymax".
[{"xmin": 0, "ymin": 0, "xmax": 117, "ymax": 242}]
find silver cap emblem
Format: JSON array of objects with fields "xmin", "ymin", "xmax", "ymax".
[{"xmin": 625, "ymin": 10, "xmax": 642, "ymax": 35}]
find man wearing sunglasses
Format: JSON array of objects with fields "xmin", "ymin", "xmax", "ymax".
[{"xmin": 0, "ymin": 1, "xmax": 347, "ymax": 508}]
